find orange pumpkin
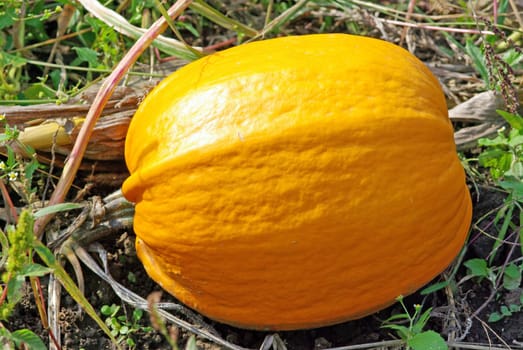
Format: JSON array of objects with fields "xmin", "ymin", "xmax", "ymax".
[{"xmin": 122, "ymin": 34, "xmax": 472, "ymax": 330}]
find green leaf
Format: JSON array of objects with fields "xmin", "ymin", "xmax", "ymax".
[
  {"xmin": 0, "ymin": 8, "xmax": 15, "ymax": 30},
  {"xmin": 176, "ymin": 21, "xmax": 200, "ymax": 37},
  {"xmin": 101, "ymin": 304, "xmax": 116, "ymax": 316},
  {"xmin": 33, "ymin": 203, "xmax": 85, "ymax": 218},
  {"xmin": 0, "ymin": 51, "xmax": 27, "ymax": 68},
  {"xmin": 33, "ymin": 241, "xmax": 122, "ymax": 349},
  {"xmin": 506, "ymin": 161, "xmax": 523, "ymax": 179},
  {"xmin": 412, "ymin": 307, "xmax": 433, "ymax": 333},
  {"xmin": 464, "ymin": 258, "xmax": 490, "ymax": 278},
  {"xmin": 72, "ymin": 47, "xmax": 100, "ymax": 67},
  {"xmin": 24, "ymin": 157, "xmax": 40, "ymax": 183},
  {"xmin": 507, "ymin": 128, "xmax": 523, "ymax": 146},
  {"xmin": 132, "ymin": 308, "xmax": 143, "ymax": 322},
  {"xmin": 6, "ymin": 275, "xmax": 24, "ymax": 304},
  {"xmin": 381, "ymin": 324, "xmax": 410, "ymax": 340},
  {"xmin": 18, "ymin": 263, "xmax": 53, "ymax": 278},
  {"xmin": 499, "ymin": 178, "xmax": 523, "ymax": 196},
  {"xmin": 488, "ymin": 311, "xmax": 503, "ymax": 322},
  {"xmin": 478, "ymin": 148, "xmax": 512, "ymax": 179},
  {"xmin": 189, "ymin": 0, "xmax": 258, "ymax": 37},
  {"xmin": 478, "ymin": 134, "xmax": 509, "ymax": 147},
  {"xmin": 185, "ymin": 335, "xmax": 198, "ymax": 350},
  {"xmin": 408, "ymin": 331, "xmax": 448, "ymax": 350},
  {"xmin": 120, "ymin": 325, "xmax": 129, "ymax": 335},
  {"xmin": 11, "ymin": 329, "xmax": 47, "ymax": 350},
  {"xmin": 498, "ymin": 152, "xmax": 514, "ymax": 176},
  {"xmin": 503, "ymin": 263, "xmax": 521, "ymax": 290},
  {"xmin": 500, "ymin": 305, "xmax": 512, "ymax": 316},
  {"xmin": 382, "ymin": 313, "xmax": 410, "ymax": 322},
  {"xmin": 6, "ymin": 145, "xmax": 16, "ymax": 167},
  {"xmin": 490, "ymin": 203, "xmax": 514, "ymax": 265},
  {"xmin": 23, "ymin": 83, "xmax": 57, "ymax": 100},
  {"xmin": 110, "ymin": 317, "xmax": 120, "ymax": 329},
  {"xmin": 465, "ymin": 40, "xmax": 489, "ymax": 86},
  {"xmin": 497, "ymin": 110, "xmax": 523, "ymax": 130},
  {"xmin": 421, "ymin": 281, "xmax": 449, "ymax": 295},
  {"xmin": 502, "ymin": 48, "xmax": 523, "ymax": 67}
]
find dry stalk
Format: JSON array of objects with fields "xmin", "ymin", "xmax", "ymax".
[{"xmin": 32, "ymin": 0, "xmax": 197, "ymax": 239}]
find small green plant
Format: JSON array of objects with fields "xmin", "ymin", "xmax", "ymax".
[
  {"xmin": 477, "ymin": 110, "xmax": 523, "ymax": 261},
  {"xmin": 464, "ymin": 258, "xmax": 523, "ymax": 322},
  {"xmin": 101, "ymin": 304, "xmax": 153, "ymax": 349},
  {"xmin": 464, "ymin": 20, "xmax": 522, "ymax": 119},
  {"xmin": 478, "ymin": 111, "xmax": 523, "ymax": 181},
  {"xmin": 0, "ymin": 210, "xmax": 53, "ymax": 320},
  {"xmin": 0, "ymin": 207, "xmax": 121, "ymax": 348},
  {"xmin": 0, "ymin": 115, "xmax": 43, "ymax": 204},
  {"xmin": 475, "ymin": 110, "xmax": 523, "ymax": 323},
  {"xmin": 0, "ymin": 326, "xmax": 47, "ymax": 350},
  {"xmin": 382, "ymin": 296, "xmax": 448, "ymax": 350},
  {"xmin": 0, "ymin": 210, "xmax": 48, "ymax": 350}
]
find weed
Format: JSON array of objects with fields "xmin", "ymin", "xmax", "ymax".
[
  {"xmin": 0, "ymin": 210, "xmax": 52, "ymax": 320},
  {"xmin": 465, "ymin": 18, "xmax": 522, "ymax": 114},
  {"xmin": 382, "ymin": 296, "xmax": 448, "ymax": 350},
  {"xmin": 101, "ymin": 304, "xmax": 153, "ymax": 349},
  {"xmin": 474, "ymin": 110, "xmax": 523, "ymax": 323},
  {"xmin": 477, "ymin": 111, "xmax": 523, "ymax": 258},
  {"xmin": 0, "ymin": 327, "xmax": 47, "ymax": 350},
  {"xmin": 464, "ymin": 257, "xmax": 523, "ymax": 322},
  {"xmin": 0, "ymin": 203, "xmax": 120, "ymax": 348}
]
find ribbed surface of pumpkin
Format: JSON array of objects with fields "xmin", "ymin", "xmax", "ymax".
[{"xmin": 122, "ymin": 34, "xmax": 472, "ymax": 330}]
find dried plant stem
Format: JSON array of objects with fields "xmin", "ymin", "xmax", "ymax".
[
  {"xmin": 399, "ymin": 0, "xmax": 416, "ymax": 46},
  {"xmin": 377, "ymin": 18, "xmax": 495, "ymax": 35},
  {"xmin": 33, "ymin": 0, "xmax": 194, "ymax": 239},
  {"xmin": 508, "ymin": 0, "xmax": 523, "ymax": 30}
]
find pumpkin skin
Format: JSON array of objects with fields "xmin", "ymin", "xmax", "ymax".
[{"xmin": 122, "ymin": 34, "xmax": 472, "ymax": 331}]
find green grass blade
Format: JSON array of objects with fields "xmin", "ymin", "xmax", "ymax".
[
  {"xmin": 190, "ymin": 0, "xmax": 258, "ymax": 38},
  {"xmin": 497, "ymin": 109, "xmax": 523, "ymax": 130},
  {"xmin": 465, "ymin": 39, "xmax": 490, "ymax": 87},
  {"xmin": 33, "ymin": 203, "xmax": 85, "ymax": 218},
  {"xmin": 257, "ymin": 0, "xmax": 310, "ymax": 37},
  {"xmin": 33, "ymin": 241, "xmax": 122, "ymax": 350},
  {"xmin": 154, "ymin": 0, "xmax": 205, "ymax": 59},
  {"xmin": 420, "ymin": 281, "xmax": 449, "ymax": 295},
  {"xmin": 489, "ymin": 201, "xmax": 514, "ymax": 265},
  {"xmin": 520, "ymin": 209, "xmax": 523, "ymax": 258}
]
